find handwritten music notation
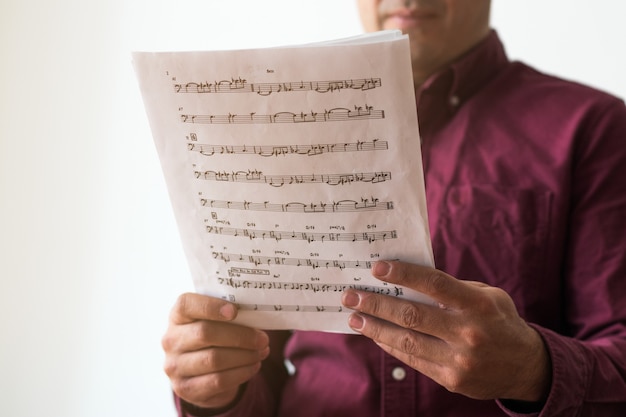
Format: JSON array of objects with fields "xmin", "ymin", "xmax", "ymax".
[
  {"xmin": 237, "ymin": 303, "xmax": 345, "ymax": 313},
  {"xmin": 133, "ymin": 32, "xmax": 434, "ymax": 332},
  {"xmin": 180, "ymin": 105, "xmax": 384, "ymax": 125},
  {"xmin": 194, "ymin": 170, "xmax": 392, "ymax": 187},
  {"xmin": 200, "ymin": 197, "xmax": 394, "ymax": 213},
  {"xmin": 188, "ymin": 139, "xmax": 389, "ymax": 157},
  {"xmin": 174, "ymin": 77, "xmax": 382, "ymax": 96},
  {"xmin": 218, "ymin": 277, "xmax": 404, "ymax": 296},
  {"xmin": 212, "ymin": 251, "xmax": 374, "ymax": 270},
  {"xmin": 206, "ymin": 226, "xmax": 397, "ymax": 244}
]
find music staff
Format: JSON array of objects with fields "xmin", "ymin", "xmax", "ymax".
[
  {"xmin": 200, "ymin": 197, "xmax": 393, "ymax": 213},
  {"xmin": 194, "ymin": 170, "xmax": 391, "ymax": 187},
  {"xmin": 174, "ymin": 77, "xmax": 382, "ymax": 95},
  {"xmin": 187, "ymin": 139, "xmax": 388, "ymax": 157},
  {"xmin": 212, "ymin": 251, "xmax": 372, "ymax": 270},
  {"xmin": 180, "ymin": 105, "xmax": 384, "ymax": 124},
  {"xmin": 237, "ymin": 303, "xmax": 345, "ymax": 313},
  {"xmin": 218, "ymin": 277, "xmax": 404, "ymax": 297},
  {"xmin": 206, "ymin": 226, "xmax": 397, "ymax": 244}
]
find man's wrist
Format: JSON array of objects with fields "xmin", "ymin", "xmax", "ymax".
[
  {"xmin": 521, "ymin": 327, "xmax": 552, "ymax": 402},
  {"xmin": 179, "ymin": 384, "xmax": 247, "ymax": 417},
  {"xmin": 504, "ymin": 325, "xmax": 552, "ymax": 403}
]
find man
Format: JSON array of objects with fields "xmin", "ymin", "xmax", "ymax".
[{"xmin": 162, "ymin": 1, "xmax": 626, "ymax": 415}]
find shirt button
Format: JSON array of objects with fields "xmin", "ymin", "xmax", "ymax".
[
  {"xmin": 391, "ymin": 366, "xmax": 407, "ymax": 381},
  {"xmin": 449, "ymin": 95, "xmax": 460, "ymax": 107},
  {"xmin": 284, "ymin": 359, "xmax": 296, "ymax": 376}
]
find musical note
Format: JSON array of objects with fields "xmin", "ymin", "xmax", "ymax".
[
  {"xmin": 212, "ymin": 251, "xmax": 372, "ymax": 270},
  {"xmin": 218, "ymin": 277, "xmax": 405, "ymax": 296},
  {"xmin": 236, "ymin": 303, "xmax": 346, "ymax": 313},
  {"xmin": 187, "ymin": 139, "xmax": 388, "ymax": 157},
  {"xmin": 173, "ymin": 77, "xmax": 382, "ymax": 95},
  {"xmin": 199, "ymin": 197, "xmax": 393, "ymax": 213},
  {"xmin": 194, "ymin": 170, "xmax": 391, "ymax": 187},
  {"xmin": 180, "ymin": 105, "xmax": 384, "ymax": 125},
  {"xmin": 206, "ymin": 225, "xmax": 397, "ymax": 244}
]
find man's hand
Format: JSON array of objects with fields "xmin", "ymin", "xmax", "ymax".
[
  {"xmin": 162, "ymin": 293, "xmax": 270, "ymax": 409},
  {"xmin": 341, "ymin": 261, "xmax": 551, "ymax": 402}
]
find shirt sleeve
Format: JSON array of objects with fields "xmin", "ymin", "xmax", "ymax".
[
  {"xmin": 500, "ymin": 96, "xmax": 626, "ymax": 416},
  {"xmin": 174, "ymin": 330, "xmax": 290, "ymax": 417}
]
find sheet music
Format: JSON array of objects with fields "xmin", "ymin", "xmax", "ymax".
[{"xmin": 133, "ymin": 30, "xmax": 434, "ymax": 333}]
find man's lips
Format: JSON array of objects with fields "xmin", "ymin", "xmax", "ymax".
[{"xmin": 382, "ymin": 9, "xmax": 437, "ymax": 30}]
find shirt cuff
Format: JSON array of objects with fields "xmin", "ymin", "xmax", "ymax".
[
  {"xmin": 177, "ymin": 384, "xmax": 247, "ymax": 417},
  {"xmin": 497, "ymin": 324, "xmax": 589, "ymax": 417},
  {"xmin": 177, "ymin": 373, "xmax": 276, "ymax": 417}
]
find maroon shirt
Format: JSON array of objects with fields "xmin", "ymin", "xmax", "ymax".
[{"xmin": 176, "ymin": 31, "xmax": 626, "ymax": 417}]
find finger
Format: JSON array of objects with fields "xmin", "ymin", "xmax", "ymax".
[
  {"xmin": 165, "ymin": 345, "xmax": 270, "ymax": 379},
  {"xmin": 172, "ymin": 362, "xmax": 262, "ymax": 408},
  {"xmin": 343, "ymin": 290, "xmax": 458, "ymax": 339},
  {"xmin": 375, "ymin": 341, "xmax": 447, "ymax": 389},
  {"xmin": 372, "ymin": 261, "xmax": 481, "ymax": 309},
  {"xmin": 351, "ymin": 312, "xmax": 478, "ymax": 397},
  {"xmin": 170, "ymin": 293, "xmax": 237, "ymax": 325},
  {"xmin": 349, "ymin": 311, "xmax": 449, "ymax": 365},
  {"xmin": 465, "ymin": 280, "xmax": 490, "ymax": 288},
  {"xmin": 163, "ymin": 321, "xmax": 269, "ymax": 353}
]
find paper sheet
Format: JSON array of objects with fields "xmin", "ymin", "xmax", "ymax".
[{"xmin": 133, "ymin": 31, "xmax": 434, "ymax": 333}]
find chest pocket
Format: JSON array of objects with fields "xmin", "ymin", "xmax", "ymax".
[{"xmin": 432, "ymin": 184, "xmax": 553, "ymax": 302}]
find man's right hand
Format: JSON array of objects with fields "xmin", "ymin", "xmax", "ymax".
[{"xmin": 162, "ymin": 293, "xmax": 270, "ymax": 409}]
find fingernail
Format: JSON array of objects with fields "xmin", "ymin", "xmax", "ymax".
[
  {"xmin": 349, "ymin": 313, "xmax": 365, "ymax": 331},
  {"xmin": 219, "ymin": 303, "xmax": 236, "ymax": 320},
  {"xmin": 342, "ymin": 290, "xmax": 360, "ymax": 308},
  {"xmin": 372, "ymin": 261, "xmax": 391, "ymax": 277}
]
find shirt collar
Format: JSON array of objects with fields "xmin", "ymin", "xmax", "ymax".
[{"xmin": 417, "ymin": 30, "xmax": 510, "ymax": 110}]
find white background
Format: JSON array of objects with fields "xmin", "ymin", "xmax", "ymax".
[{"xmin": 1, "ymin": 1, "xmax": 624, "ymax": 416}]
